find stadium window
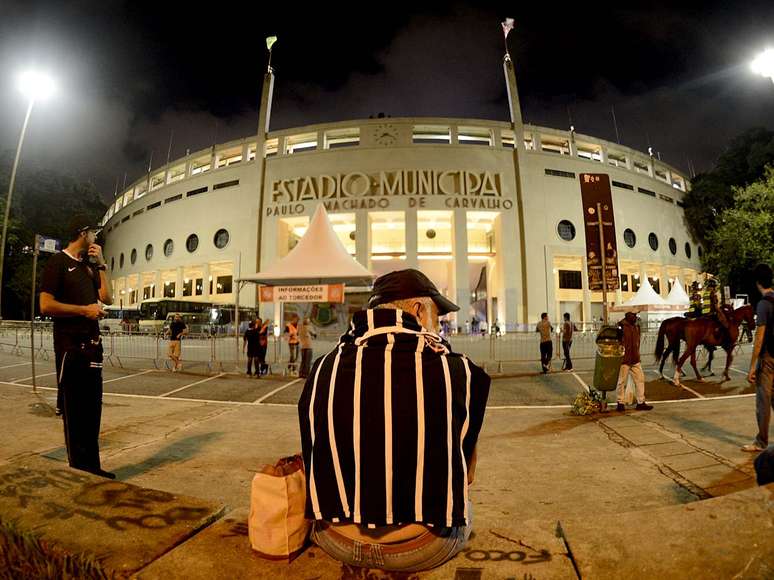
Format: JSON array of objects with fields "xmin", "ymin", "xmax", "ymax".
[
  {"xmin": 557, "ymin": 220, "xmax": 576, "ymax": 241},
  {"xmin": 545, "ymin": 168, "xmax": 575, "ymax": 179},
  {"xmin": 458, "ymin": 126, "xmax": 493, "ymax": 146},
  {"xmin": 523, "ymin": 132, "xmax": 535, "ymax": 150},
  {"xmin": 633, "ymin": 160, "xmax": 650, "ymax": 174},
  {"xmin": 558, "ymin": 270, "xmax": 582, "ymax": 290},
  {"xmin": 324, "ymin": 128, "xmax": 360, "ymax": 149},
  {"xmin": 648, "ymin": 232, "xmax": 659, "ymax": 251},
  {"xmin": 412, "ymin": 125, "xmax": 451, "ymax": 144},
  {"xmin": 638, "ymin": 187, "xmax": 656, "ymax": 197},
  {"xmin": 540, "ymin": 135, "xmax": 570, "ymax": 155},
  {"xmin": 167, "ymin": 163, "xmax": 186, "ymax": 184},
  {"xmin": 669, "ymin": 237, "xmax": 677, "ymax": 255},
  {"xmin": 216, "ymin": 145, "xmax": 243, "ymax": 168},
  {"xmin": 612, "ymin": 180, "xmax": 634, "ymax": 191},
  {"xmin": 623, "ymin": 228, "xmax": 636, "ymax": 248},
  {"xmin": 654, "ymin": 167, "xmax": 669, "ymax": 183},
  {"xmin": 216, "ymin": 275, "xmax": 233, "ymax": 294},
  {"xmin": 165, "ymin": 194, "xmax": 183, "ymax": 204},
  {"xmin": 620, "ymin": 274, "xmax": 629, "ymax": 292},
  {"xmin": 264, "ymin": 138, "xmax": 278, "ymax": 158},
  {"xmin": 501, "ymin": 129, "xmax": 515, "ymax": 148},
  {"xmin": 672, "ymin": 174, "xmax": 686, "ymax": 191},
  {"xmin": 608, "ymin": 151, "xmax": 628, "ymax": 168},
  {"xmin": 685, "ymin": 242, "xmax": 692, "ymax": 259},
  {"xmin": 213, "ymin": 180, "xmax": 239, "ymax": 190},
  {"xmin": 247, "ymin": 142, "xmax": 257, "ymax": 161},
  {"xmin": 191, "ymin": 155, "xmax": 211, "ymax": 175},
  {"xmin": 576, "ymin": 142, "xmax": 602, "ymax": 162},
  {"xmin": 150, "ymin": 172, "xmax": 165, "ymax": 190},
  {"xmin": 187, "ymin": 186, "xmax": 208, "ymax": 197},
  {"xmin": 285, "ymin": 133, "xmax": 317, "ymax": 154}
]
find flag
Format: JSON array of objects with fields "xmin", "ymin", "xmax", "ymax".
[
  {"xmin": 266, "ymin": 36, "xmax": 278, "ymax": 52},
  {"xmin": 501, "ymin": 18, "xmax": 515, "ymax": 40}
]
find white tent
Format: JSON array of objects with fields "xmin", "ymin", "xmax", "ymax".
[
  {"xmin": 619, "ymin": 276, "xmax": 667, "ymax": 308},
  {"xmin": 665, "ymin": 277, "xmax": 690, "ymax": 305},
  {"xmin": 238, "ymin": 204, "xmax": 374, "ymax": 286}
]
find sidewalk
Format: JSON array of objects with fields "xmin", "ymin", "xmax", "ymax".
[{"xmin": 0, "ymin": 382, "xmax": 770, "ymax": 577}]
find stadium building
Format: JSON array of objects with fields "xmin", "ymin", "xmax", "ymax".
[{"xmin": 101, "ymin": 56, "xmax": 702, "ymax": 331}]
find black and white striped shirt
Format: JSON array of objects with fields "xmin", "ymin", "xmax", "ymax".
[{"xmin": 298, "ymin": 308, "xmax": 490, "ymax": 528}]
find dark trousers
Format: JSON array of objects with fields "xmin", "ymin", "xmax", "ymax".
[
  {"xmin": 562, "ymin": 340, "xmax": 573, "ymax": 370},
  {"xmin": 246, "ymin": 355, "xmax": 258, "ymax": 375},
  {"xmin": 59, "ymin": 341, "xmax": 104, "ymax": 472},
  {"xmin": 300, "ymin": 348, "xmax": 313, "ymax": 377},
  {"xmin": 288, "ymin": 343, "xmax": 299, "ymax": 364},
  {"xmin": 55, "ymin": 349, "xmax": 65, "ymax": 410},
  {"xmin": 754, "ymin": 353, "xmax": 774, "ymax": 448},
  {"xmin": 540, "ymin": 341, "xmax": 553, "ymax": 372}
]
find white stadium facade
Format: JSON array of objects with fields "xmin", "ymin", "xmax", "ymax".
[{"xmin": 101, "ymin": 57, "xmax": 702, "ymax": 332}]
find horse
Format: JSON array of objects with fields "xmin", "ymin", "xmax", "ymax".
[
  {"xmin": 663, "ymin": 304, "xmax": 755, "ymax": 385},
  {"xmin": 654, "ymin": 318, "xmax": 719, "ymax": 379}
]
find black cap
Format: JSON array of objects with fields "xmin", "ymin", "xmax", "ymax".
[
  {"xmin": 367, "ymin": 269, "xmax": 460, "ymax": 315},
  {"xmin": 68, "ymin": 215, "xmax": 102, "ymax": 237}
]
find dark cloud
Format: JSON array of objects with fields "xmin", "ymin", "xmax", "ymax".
[{"xmin": 1, "ymin": 1, "xmax": 774, "ymax": 202}]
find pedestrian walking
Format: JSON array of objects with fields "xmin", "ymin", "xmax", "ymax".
[
  {"xmin": 165, "ymin": 313, "xmax": 188, "ymax": 371},
  {"xmin": 284, "ymin": 315, "xmax": 300, "ymax": 372},
  {"xmin": 244, "ymin": 320, "xmax": 261, "ymax": 376},
  {"xmin": 536, "ymin": 312, "xmax": 553, "ymax": 373},
  {"xmin": 742, "ymin": 264, "xmax": 774, "ymax": 452},
  {"xmin": 298, "ymin": 317, "xmax": 317, "ymax": 378},
  {"xmin": 561, "ymin": 312, "xmax": 578, "ymax": 371},
  {"xmin": 39, "ymin": 216, "xmax": 115, "ymax": 479},
  {"xmin": 257, "ymin": 318, "xmax": 270, "ymax": 375},
  {"xmin": 615, "ymin": 311, "xmax": 653, "ymax": 411}
]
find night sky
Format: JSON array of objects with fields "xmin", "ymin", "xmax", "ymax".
[{"xmin": 2, "ymin": 1, "xmax": 774, "ymax": 203}]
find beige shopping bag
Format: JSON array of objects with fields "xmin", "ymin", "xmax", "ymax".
[{"xmin": 248, "ymin": 454, "xmax": 310, "ymax": 561}]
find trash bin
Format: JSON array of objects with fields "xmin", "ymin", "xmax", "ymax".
[{"xmin": 593, "ymin": 325, "xmax": 624, "ymax": 392}]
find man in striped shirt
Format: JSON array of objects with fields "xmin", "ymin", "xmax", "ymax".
[{"xmin": 298, "ymin": 269, "xmax": 490, "ymax": 572}]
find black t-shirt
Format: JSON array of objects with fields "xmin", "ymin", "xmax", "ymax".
[
  {"xmin": 243, "ymin": 328, "xmax": 260, "ymax": 352},
  {"xmin": 40, "ymin": 251, "xmax": 101, "ymax": 347},
  {"xmin": 169, "ymin": 321, "xmax": 187, "ymax": 340}
]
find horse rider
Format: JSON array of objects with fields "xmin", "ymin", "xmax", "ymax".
[
  {"xmin": 687, "ymin": 281, "xmax": 702, "ymax": 318},
  {"xmin": 702, "ymin": 274, "xmax": 730, "ymax": 336}
]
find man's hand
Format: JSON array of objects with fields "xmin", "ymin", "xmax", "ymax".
[
  {"xmin": 88, "ymin": 243, "xmax": 106, "ymax": 266},
  {"xmin": 749, "ymin": 369, "xmax": 757, "ymax": 384},
  {"xmin": 82, "ymin": 303, "xmax": 106, "ymax": 320}
]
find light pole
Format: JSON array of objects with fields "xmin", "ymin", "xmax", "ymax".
[
  {"xmin": 751, "ymin": 48, "xmax": 774, "ymax": 84},
  {"xmin": 0, "ymin": 71, "xmax": 55, "ymax": 318}
]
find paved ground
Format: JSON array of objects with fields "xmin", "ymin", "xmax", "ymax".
[{"xmin": 0, "ymin": 344, "xmax": 756, "ymax": 410}]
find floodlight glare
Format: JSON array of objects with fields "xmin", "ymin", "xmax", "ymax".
[
  {"xmin": 751, "ymin": 48, "xmax": 774, "ymax": 82},
  {"xmin": 17, "ymin": 71, "xmax": 55, "ymax": 101}
]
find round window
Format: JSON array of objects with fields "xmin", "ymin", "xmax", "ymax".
[
  {"xmin": 648, "ymin": 233, "xmax": 659, "ymax": 251},
  {"xmin": 557, "ymin": 220, "xmax": 576, "ymax": 241},
  {"xmin": 111, "ymin": 257, "xmax": 115, "ymax": 271},
  {"xmin": 623, "ymin": 228, "xmax": 636, "ymax": 248},
  {"xmin": 426, "ymin": 229, "xmax": 437, "ymax": 239},
  {"xmin": 349, "ymin": 231, "xmax": 356, "ymax": 241},
  {"xmin": 130, "ymin": 248, "xmax": 137, "ymax": 265},
  {"xmin": 698, "ymin": 246, "xmax": 703, "ymax": 258},
  {"xmin": 214, "ymin": 229, "xmax": 230, "ymax": 249},
  {"xmin": 685, "ymin": 242, "xmax": 692, "ymax": 259},
  {"xmin": 119, "ymin": 253, "xmax": 124, "ymax": 268},
  {"xmin": 163, "ymin": 239, "xmax": 174, "ymax": 257},
  {"xmin": 186, "ymin": 234, "xmax": 199, "ymax": 253},
  {"xmin": 145, "ymin": 244, "xmax": 154, "ymax": 261},
  {"xmin": 668, "ymin": 238, "xmax": 677, "ymax": 255}
]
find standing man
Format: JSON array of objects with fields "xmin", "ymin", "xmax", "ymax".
[
  {"xmin": 285, "ymin": 315, "xmax": 300, "ymax": 372},
  {"xmin": 165, "ymin": 313, "xmax": 188, "ymax": 372},
  {"xmin": 561, "ymin": 312, "xmax": 578, "ymax": 371},
  {"xmin": 243, "ymin": 319, "xmax": 261, "ymax": 376},
  {"xmin": 536, "ymin": 312, "xmax": 553, "ymax": 373},
  {"xmin": 615, "ymin": 311, "xmax": 653, "ymax": 412},
  {"xmin": 742, "ymin": 263, "xmax": 774, "ymax": 452},
  {"xmin": 40, "ymin": 216, "xmax": 114, "ymax": 479},
  {"xmin": 298, "ymin": 317, "xmax": 317, "ymax": 378}
]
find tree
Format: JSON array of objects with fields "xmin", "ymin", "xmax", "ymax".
[
  {"xmin": 706, "ymin": 166, "xmax": 774, "ymax": 296},
  {"xmin": 0, "ymin": 150, "xmax": 106, "ymax": 319},
  {"xmin": 683, "ymin": 127, "xmax": 774, "ymax": 248}
]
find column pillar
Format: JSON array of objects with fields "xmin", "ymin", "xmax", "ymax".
[
  {"xmin": 355, "ymin": 212, "xmax": 370, "ymax": 270},
  {"xmin": 405, "ymin": 208, "xmax": 418, "ymax": 269},
  {"xmin": 661, "ymin": 264, "xmax": 670, "ymax": 298},
  {"xmin": 175, "ymin": 266, "xmax": 184, "ymax": 298},
  {"xmin": 203, "ymin": 263, "xmax": 211, "ymax": 300},
  {"xmin": 581, "ymin": 255, "xmax": 591, "ymax": 324},
  {"xmin": 154, "ymin": 270, "xmax": 162, "ymax": 300},
  {"xmin": 452, "ymin": 208, "xmax": 470, "ymax": 328}
]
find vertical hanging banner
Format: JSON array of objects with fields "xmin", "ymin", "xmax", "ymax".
[{"xmin": 579, "ymin": 173, "xmax": 619, "ymax": 291}]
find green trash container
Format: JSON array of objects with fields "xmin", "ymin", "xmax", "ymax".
[{"xmin": 593, "ymin": 325, "xmax": 624, "ymax": 392}]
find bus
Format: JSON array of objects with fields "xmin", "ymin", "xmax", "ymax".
[
  {"xmin": 138, "ymin": 299, "xmax": 212, "ymax": 333},
  {"xmin": 101, "ymin": 306, "xmax": 142, "ymax": 333}
]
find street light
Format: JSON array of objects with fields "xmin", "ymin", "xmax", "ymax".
[
  {"xmin": 751, "ymin": 48, "xmax": 774, "ymax": 83},
  {"xmin": 0, "ymin": 71, "xmax": 55, "ymax": 318}
]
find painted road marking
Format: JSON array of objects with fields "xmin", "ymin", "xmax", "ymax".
[
  {"xmin": 159, "ymin": 373, "xmax": 225, "ymax": 397},
  {"xmin": 0, "ymin": 361, "xmax": 32, "ymax": 370},
  {"xmin": 253, "ymin": 378, "xmax": 303, "ymax": 404},
  {"xmin": 571, "ymin": 372, "xmax": 590, "ymax": 393},
  {"xmin": 13, "ymin": 371, "xmax": 56, "ymax": 384},
  {"xmin": 103, "ymin": 369, "xmax": 155, "ymax": 384}
]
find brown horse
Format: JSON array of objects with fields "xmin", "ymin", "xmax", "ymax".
[{"xmin": 660, "ymin": 304, "xmax": 755, "ymax": 385}]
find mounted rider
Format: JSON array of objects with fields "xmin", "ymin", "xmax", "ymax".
[
  {"xmin": 701, "ymin": 273, "xmax": 730, "ymax": 336},
  {"xmin": 687, "ymin": 281, "xmax": 702, "ymax": 318}
]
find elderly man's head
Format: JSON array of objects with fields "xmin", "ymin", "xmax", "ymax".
[{"xmin": 368, "ymin": 269, "xmax": 457, "ymax": 332}]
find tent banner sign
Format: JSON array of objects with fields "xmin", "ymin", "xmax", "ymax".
[
  {"xmin": 579, "ymin": 173, "xmax": 619, "ymax": 292},
  {"xmin": 260, "ymin": 284, "xmax": 345, "ymax": 303}
]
